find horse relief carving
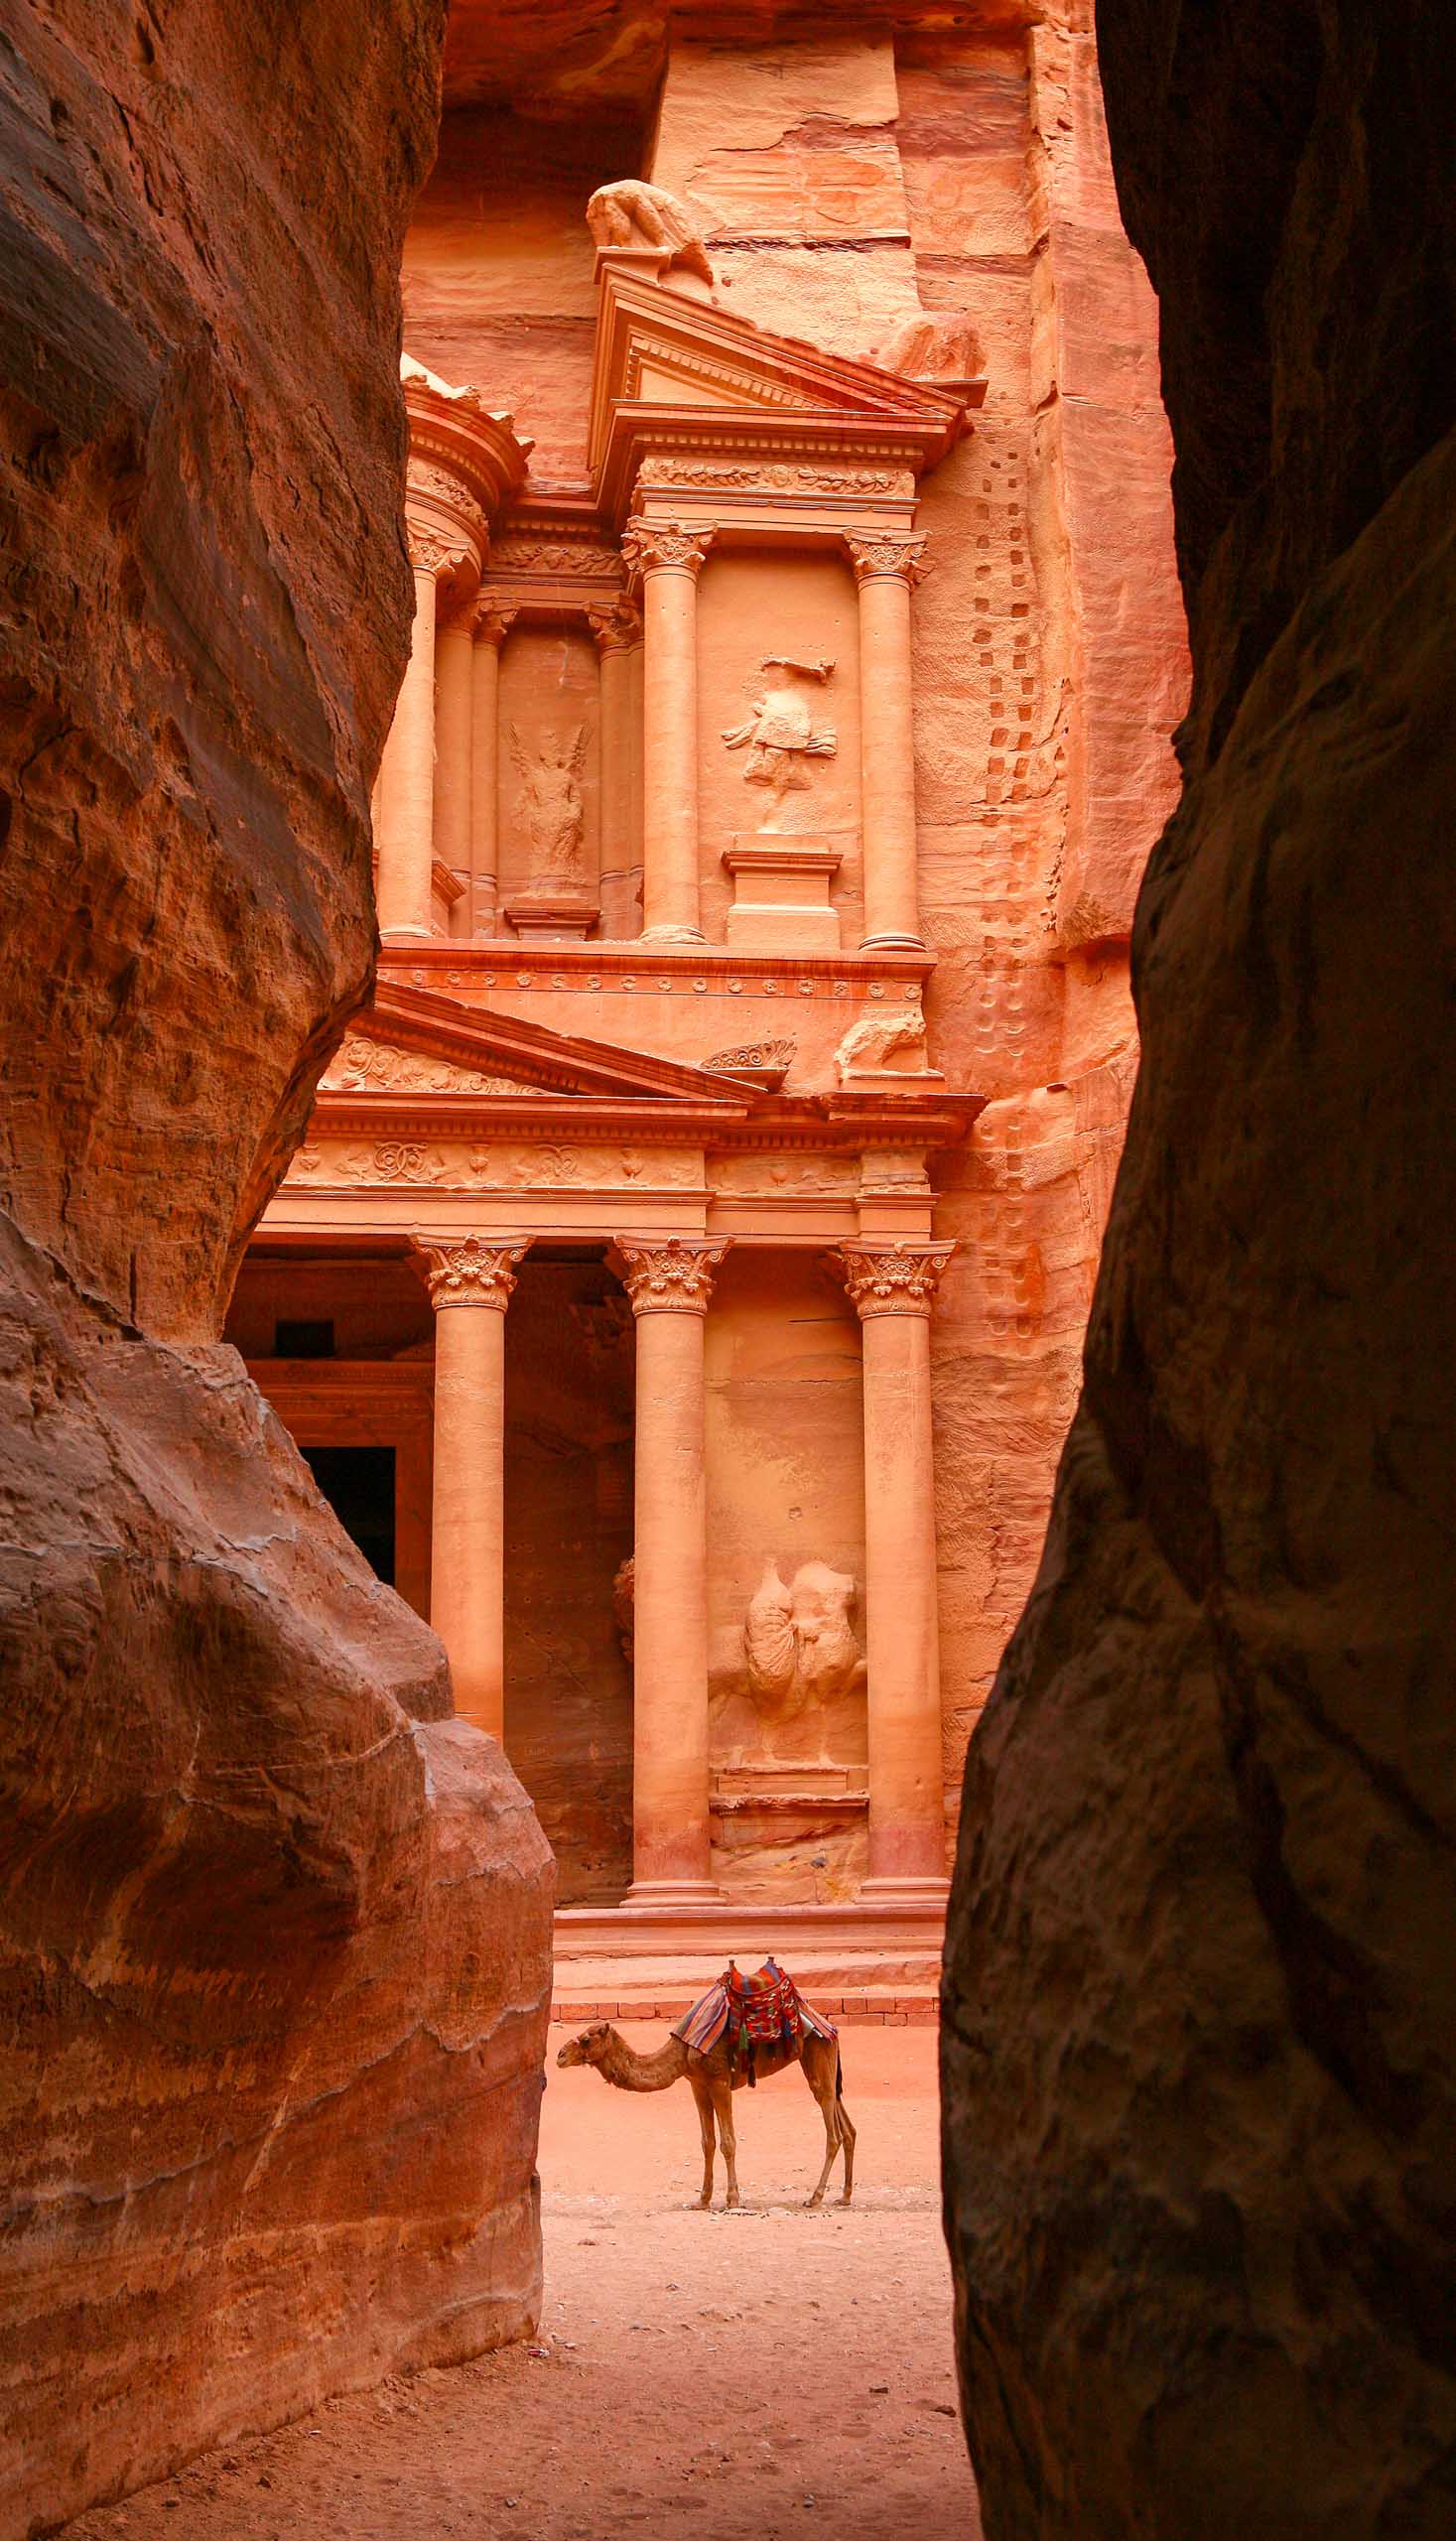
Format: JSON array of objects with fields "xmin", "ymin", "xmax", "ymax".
[
  {"xmin": 743, "ymin": 1560, "xmax": 862, "ymax": 1713},
  {"xmin": 509, "ymin": 724, "xmax": 589, "ymax": 883}
]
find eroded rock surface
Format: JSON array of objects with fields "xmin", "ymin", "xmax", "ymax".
[
  {"xmin": 0, "ymin": 5, "xmax": 553, "ymax": 2531},
  {"xmin": 943, "ymin": 4, "xmax": 1456, "ymax": 2534}
]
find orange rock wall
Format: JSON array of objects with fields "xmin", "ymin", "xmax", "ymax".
[
  {"xmin": 0, "ymin": 7, "xmax": 554, "ymax": 2531},
  {"xmin": 403, "ymin": 1, "xmax": 1184, "ymax": 1860},
  {"xmin": 943, "ymin": 0, "xmax": 1456, "ymax": 2530}
]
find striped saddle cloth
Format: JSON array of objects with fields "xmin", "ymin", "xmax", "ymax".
[{"xmin": 673, "ymin": 1957, "xmax": 837, "ymax": 2083}]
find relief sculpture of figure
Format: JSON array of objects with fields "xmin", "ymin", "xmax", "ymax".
[
  {"xmin": 743, "ymin": 1558, "xmax": 862, "ymax": 1713},
  {"xmin": 509, "ymin": 724, "xmax": 589, "ymax": 882},
  {"xmin": 722, "ymin": 657, "xmax": 837, "ymax": 826}
]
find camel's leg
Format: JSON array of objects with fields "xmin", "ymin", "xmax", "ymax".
[
  {"xmin": 689, "ymin": 2074, "xmax": 716, "ymax": 2209},
  {"xmin": 711, "ymin": 2078, "xmax": 739, "ymax": 2207},
  {"xmin": 836, "ymin": 2085, "xmax": 856, "ymax": 2205},
  {"xmin": 804, "ymin": 2057, "xmax": 843, "ymax": 2207}
]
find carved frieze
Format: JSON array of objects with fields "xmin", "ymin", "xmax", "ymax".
[
  {"xmin": 610, "ymin": 1234, "xmax": 730, "ymax": 1314},
  {"xmin": 834, "ymin": 1240, "xmax": 957, "ymax": 1318},
  {"xmin": 489, "ymin": 538, "xmax": 622, "ymax": 580},
  {"xmin": 413, "ymin": 1234, "xmax": 532, "ymax": 1311},
  {"xmin": 283, "ymin": 1138, "xmax": 702, "ymax": 1190},
  {"xmin": 713, "ymin": 1153, "xmax": 858, "ymax": 1197},
  {"xmin": 321, "ymin": 1036, "xmax": 538, "ymax": 1096},
  {"xmin": 637, "ymin": 457, "xmax": 915, "ymax": 497}
]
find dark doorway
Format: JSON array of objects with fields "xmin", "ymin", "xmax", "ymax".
[{"xmin": 303, "ymin": 1445, "xmax": 397, "ymax": 1587}]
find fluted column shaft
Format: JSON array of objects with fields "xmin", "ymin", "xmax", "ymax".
[
  {"xmin": 377, "ymin": 541, "xmax": 451, "ymax": 938},
  {"xmin": 416, "ymin": 1235, "xmax": 531, "ymax": 1742},
  {"xmin": 622, "ymin": 523, "xmax": 712, "ymax": 943},
  {"xmin": 848, "ymin": 535, "xmax": 927, "ymax": 952},
  {"xmin": 589, "ymin": 601, "xmax": 641, "ymax": 941},
  {"xmin": 611, "ymin": 1235, "xmax": 730, "ymax": 1904},
  {"xmin": 469, "ymin": 601, "xmax": 515, "ymax": 937},
  {"xmin": 838, "ymin": 1241, "xmax": 956, "ymax": 1898}
]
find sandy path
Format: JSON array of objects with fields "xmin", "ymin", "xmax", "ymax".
[{"xmin": 67, "ymin": 2026, "xmax": 980, "ymax": 2540}]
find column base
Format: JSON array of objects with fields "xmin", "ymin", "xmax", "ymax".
[
  {"xmin": 860, "ymin": 929, "xmax": 928, "ymax": 953},
  {"xmin": 857, "ymin": 1874, "xmax": 951, "ymax": 1910},
  {"xmin": 618, "ymin": 1878, "xmax": 727, "ymax": 1912},
  {"xmin": 638, "ymin": 925, "xmax": 706, "ymax": 947}
]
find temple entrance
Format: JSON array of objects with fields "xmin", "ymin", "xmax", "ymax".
[
  {"xmin": 503, "ymin": 1246, "xmax": 635, "ymax": 1905},
  {"xmin": 302, "ymin": 1444, "xmax": 397, "ymax": 1587}
]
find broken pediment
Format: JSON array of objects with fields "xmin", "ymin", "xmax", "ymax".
[{"xmin": 318, "ymin": 984, "xmax": 759, "ymax": 1114}]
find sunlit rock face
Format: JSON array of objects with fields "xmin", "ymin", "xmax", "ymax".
[
  {"xmin": 0, "ymin": 5, "xmax": 553, "ymax": 2532},
  {"xmin": 943, "ymin": 4, "xmax": 1456, "ymax": 2535}
]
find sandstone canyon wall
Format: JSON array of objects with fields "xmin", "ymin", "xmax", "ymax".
[
  {"xmin": 943, "ymin": 3, "xmax": 1456, "ymax": 2533},
  {"xmin": 0, "ymin": 7, "xmax": 553, "ymax": 2532}
]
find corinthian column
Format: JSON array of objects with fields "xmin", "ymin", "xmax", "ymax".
[
  {"xmin": 377, "ymin": 532, "xmax": 459, "ymax": 938},
  {"xmin": 609, "ymin": 1234, "xmax": 730, "ymax": 1905},
  {"xmin": 621, "ymin": 522, "xmax": 712, "ymax": 944},
  {"xmin": 845, "ymin": 533, "xmax": 928, "ymax": 952},
  {"xmin": 415, "ymin": 1233, "xmax": 532, "ymax": 1742},
  {"xmin": 469, "ymin": 600, "xmax": 516, "ymax": 936},
  {"xmin": 836, "ymin": 1239, "xmax": 956, "ymax": 1901},
  {"xmin": 588, "ymin": 599, "xmax": 641, "ymax": 941}
]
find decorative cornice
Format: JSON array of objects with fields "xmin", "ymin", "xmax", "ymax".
[
  {"xmin": 608, "ymin": 1234, "xmax": 730, "ymax": 1314},
  {"xmin": 413, "ymin": 1233, "xmax": 532, "ymax": 1310},
  {"xmin": 470, "ymin": 597, "xmax": 518, "ymax": 646},
  {"xmin": 586, "ymin": 598, "xmax": 642, "ymax": 654},
  {"xmin": 834, "ymin": 1240, "xmax": 956, "ymax": 1317},
  {"xmin": 620, "ymin": 520, "xmax": 714, "ymax": 581},
  {"xmin": 638, "ymin": 457, "xmax": 916, "ymax": 498},
  {"xmin": 844, "ymin": 532, "xmax": 929, "ymax": 588}
]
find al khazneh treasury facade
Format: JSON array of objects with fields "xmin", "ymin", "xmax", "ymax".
[{"xmin": 228, "ymin": 19, "xmax": 1185, "ymax": 1970}]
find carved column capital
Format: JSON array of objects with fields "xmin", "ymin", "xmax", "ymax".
[
  {"xmin": 609, "ymin": 1235, "xmax": 730, "ymax": 1315},
  {"xmin": 471, "ymin": 596, "xmax": 518, "ymax": 647},
  {"xmin": 621, "ymin": 520, "xmax": 714, "ymax": 583},
  {"xmin": 844, "ymin": 532, "xmax": 928, "ymax": 588},
  {"xmin": 407, "ymin": 526, "xmax": 469, "ymax": 580},
  {"xmin": 414, "ymin": 1234, "xmax": 532, "ymax": 1310},
  {"xmin": 834, "ymin": 1240, "xmax": 956, "ymax": 1319},
  {"xmin": 587, "ymin": 598, "xmax": 643, "ymax": 654}
]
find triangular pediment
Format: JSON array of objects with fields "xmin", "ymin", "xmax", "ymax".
[
  {"xmin": 590, "ymin": 268, "xmax": 966, "ymax": 476},
  {"xmin": 318, "ymin": 983, "xmax": 756, "ymax": 1112}
]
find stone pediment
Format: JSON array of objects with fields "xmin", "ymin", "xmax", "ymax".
[
  {"xmin": 319, "ymin": 982, "xmax": 757, "ymax": 1113},
  {"xmin": 590, "ymin": 267, "xmax": 967, "ymax": 494}
]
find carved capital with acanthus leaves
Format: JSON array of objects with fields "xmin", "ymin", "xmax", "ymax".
[
  {"xmin": 471, "ymin": 597, "xmax": 519, "ymax": 648},
  {"xmin": 843, "ymin": 532, "xmax": 929, "ymax": 589},
  {"xmin": 414, "ymin": 1234, "xmax": 532, "ymax": 1310},
  {"xmin": 620, "ymin": 521, "xmax": 714, "ymax": 583},
  {"xmin": 586, "ymin": 598, "xmax": 643, "ymax": 655},
  {"xmin": 407, "ymin": 526, "xmax": 471, "ymax": 581},
  {"xmin": 608, "ymin": 1234, "xmax": 730, "ymax": 1315},
  {"xmin": 833, "ymin": 1240, "xmax": 956, "ymax": 1319}
]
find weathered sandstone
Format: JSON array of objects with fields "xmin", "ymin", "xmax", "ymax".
[
  {"xmin": 0, "ymin": 4, "xmax": 553, "ymax": 2531},
  {"xmin": 944, "ymin": 3, "xmax": 1456, "ymax": 2533}
]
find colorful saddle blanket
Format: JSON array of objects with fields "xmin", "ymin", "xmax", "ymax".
[{"xmin": 673, "ymin": 1958, "xmax": 837, "ymax": 2082}]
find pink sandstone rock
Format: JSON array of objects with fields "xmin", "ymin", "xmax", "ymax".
[
  {"xmin": 0, "ymin": 4, "xmax": 554, "ymax": 2531},
  {"xmin": 943, "ymin": 2, "xmax": 1456, "ymax": 2531}
]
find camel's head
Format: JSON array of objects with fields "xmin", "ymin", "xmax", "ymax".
[{"xmin": 557, "ymin": 2022, "xmax": 612, "ymax": 2070}]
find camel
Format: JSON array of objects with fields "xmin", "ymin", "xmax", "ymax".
[{"xmin": 556, "ymin": 2017, "xmax": 856, "ymax": 2210}]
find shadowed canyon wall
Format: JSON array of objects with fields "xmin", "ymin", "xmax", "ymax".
[
  {"xmin": 0, "ymin": 6, "xmax": 553, "ymax": 2532},
  {"xmin": 943, "ymin": 4, "xmax": 1456, "ymax": 2534}
]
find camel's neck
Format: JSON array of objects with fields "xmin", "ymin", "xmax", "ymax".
[{"xmin": 596, "ymin": 2030, "xmax": 688, "ymax": 2093}]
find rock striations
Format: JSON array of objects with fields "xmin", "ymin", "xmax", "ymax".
[
  {"xmin": 943, "ymin": 4, "xmax": 1456, "ymax": 2536},
  {"xmin": 0, "ymin": 5, "xmax": 553, "ymax": 2533}
]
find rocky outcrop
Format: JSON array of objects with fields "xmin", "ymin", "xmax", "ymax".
[
  {"xmin": 0, "ymin": 5, "xmax": 553, "ymax": 2533},
  {"xmin": 943, "ymin": 5, "xmax": 1456, "ymax": 2536}
]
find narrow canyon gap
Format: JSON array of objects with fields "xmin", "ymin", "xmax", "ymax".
[{"xmin": 942, "ymin": 2, "xmax": 1456, "ymax": 2534}]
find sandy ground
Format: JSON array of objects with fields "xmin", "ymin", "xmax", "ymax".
[{"xmin": 66, "ymin": 2026, "xmax": 980, "ymax": 2541}]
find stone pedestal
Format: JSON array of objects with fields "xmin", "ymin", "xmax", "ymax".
[
  {"xmin": 837, "ymin": 1240, "xmax": 956, "ymax": 1901},
  {"xmin": 609, "ymin": 1235, "xmax": 730, "ymax": 1905},
  {"xmin": 723, "ymin": 835, "xmax": 847, "ymax": 953}
]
